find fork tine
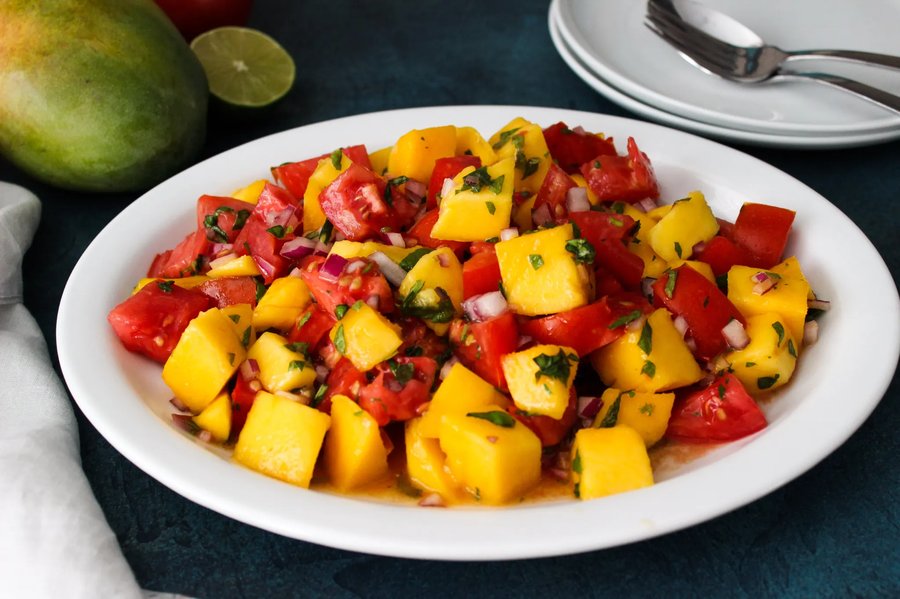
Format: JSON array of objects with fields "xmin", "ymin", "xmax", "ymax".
[
  {"xmin": 645, "ymin": 1, "xmax": 737, "ymax": 66},
  {"xmin": 644, "ymin": 18, "xmax": 733, "ymax": 78}
]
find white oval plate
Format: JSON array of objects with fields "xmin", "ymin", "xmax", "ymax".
[
  {"xmin": 57, "ymin": 106, "xmax": 899, "ymax": 560},
  {"xmin": 557, "ymin": 0, "xmax": 900, "ymax": 135},
  {"xmin": 548, "ymin": 1, "xmax": 900, "ymax": 149}
]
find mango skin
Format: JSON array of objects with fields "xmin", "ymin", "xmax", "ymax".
[{"xmin": 0, "ymin": 0, "xmax": 208, "ymax": 192}]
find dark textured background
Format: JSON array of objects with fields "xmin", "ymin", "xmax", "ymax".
[{"xmin": 4, "ymin": 1, "xmax": 899, "ymax": 596}]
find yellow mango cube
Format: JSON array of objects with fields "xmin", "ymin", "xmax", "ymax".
[
  {"xmin": 368, "ymin": 146, "xmax": 392, "ymax": 176},
  {"xmin": 230, "ymin": 178, "xmax": 267, "ymax": 204},
  {"xmin": 628, "ymin": 237, "xmax": 669, "ymax": 279},
  {"xmin": 593, "ymin": 388, "xmax": 675, "ymax": 447},
  {"xmin": 488, "ymin": 117, "xmax": 551, "ymax": 196},
  {"xmin": 727, "ymin": 257, "xmax": 810, "ymax": 345},
  {"xmin": 247, "ymin": 331, "xmax": 317, "ymax": 393},
  {"xmin": 496, "ymin": 223, "xmax": 590, "ymax": 316},
  {"xmin": 591, "ymin": 308, "xmax": 704, "ymax": 392},
  {"xmin": 206, "ymin": 255, "xmax": 261, "ymax": 278},
  {"xmin": 501, "ymin": 344, "xmax": 578, "ymax": 419},
  {"xmin": 131, "ymin": 275, "xmax": 208, "ymax": 294},
  {"xmin": 648, "ymin": 191, "xmax": 719, "ymax": 262},
  {"xmin": 571, "ymin": 427, "xmax": 654, "ymax": 500},
  {"xmin": 398, "ymin": 247, "xmax": 463, "ymax": 335},
  {"xmin": 303, "ymin": 150, "xmax": 353, "ymax": 234},
  {"xmin": 668, "ymin": 259, "xmax": 716, "ymax": 284},
  {"xmin": 405, "ymin": 417, "xmax": 463, "ymax": 501},
  {"xmin": 570, "ymin": 173, "xmax": 599, "ymax": 205},
  {"xmin": 439, "ymin": 411, "xmax": 541, "ymax": 505},
  {"xmin": 234, "ymin": 391, "xmax": 331, "ymax": 488},
  {"xmin": 431, "ymin": 158, "xmax": 515, "ymax": 241},
  {"xmin": 419, "ymin": 362, "xmax": 509, "ymax": 438},
  {"xmin": 726, "ymin": 312, "xmax": 798, "ymax": 394},
  {"xmin": 387, "ymin": 125, "xmax": 457, "ymax": 183},
  {"xmin": 192, "ymin": 391, "xmax": 232, "ymax": 443},
  {"xmin": 324, "ymin": 395, "xmax": 390, "ymax": 492},
  {"xmin": 455, "ymin": 126, "xmax": 498, "ymax": 164},
  {"xmin": 221, "ymin": 303, "xmax": 255, "ymax": 348},
  {"xmin": 252, "ymin": 276, "xmax": 312, "ymax": 332},
  {"xmin": 330, "ymin": 302, "xmax": 402, "ymax": 371},
  {"xmin": 162, "ymin": 308, "xmax": 247, "ymax": 413}
]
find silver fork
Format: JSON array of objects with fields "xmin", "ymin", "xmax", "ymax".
[{"xmin": 645, "ymin": 0, "xmax": 900, "ymax": 115}]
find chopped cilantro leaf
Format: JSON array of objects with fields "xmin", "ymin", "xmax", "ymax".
[{"xmin": 466, "ymin": 410, "xmax": 516, "ymax": 428}]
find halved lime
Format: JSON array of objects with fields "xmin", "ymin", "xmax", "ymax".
[{"xmin": 190, "ymin": 27, "xmax": 295, "ymax": 108}]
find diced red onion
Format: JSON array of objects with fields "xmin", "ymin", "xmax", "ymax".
[
  {"xmin": 751, "ymin": 272, "xmax": 769, "ymax": 283},
  {"xmin": 253, "ymin": 255, "xmax": 277, "ymax": 280},
  {"xmin": 366, "ymin": 294, "xmax": 380, "ymax": 310},
  {"xmin": 264, "ymin": 207, "xmax": 295, "ymax": 228},
  {"xmin": 673, "ymin": 315, "xmax": 689, "ymax": 337},
  {"xmin": 280, "ymin": 236, "xmax": 318, "ymax": 260},
  {"xmin": 418, "ymin": 493, "xmax": 446, "ymax": 507},
  {"xmin": 314, "ymin": 240, "xmax": 332, "ymax": 256},
  {"xmin": 436, "ymin": 252, "xmax": 450, "ymax": 267},
  {"xmin": 276, "ymin": 390, "xmax": 309, "ymax": 405},
  {"xmin": 208, "ymin": 252, "xmax": 238, "ymax": 270},
  {"xmin": 517, "ymin": 334, "xmax": 533, "ymax": 348},
  {"xmin": 440, "ymin": 357, "xmax": 459, "ymax": 380},
  {"xmin": 685, "ymin": 337, "xmax": 697, "ymax": 352},
  {"xmin": 532, "ymin": 203, "xmax": 553, "ymax": 227},
  {"xmin": 692, "ymin": 241, "xmax": 707, "ymax": 254},
  {"xmin": 752, "ymin": 278, "xmax": 776, "ymax": 295},
  {"xmin": 344, "ymin": 259, "xmax": 367, "ymax": 274},
  {"xmin": 804, "ymin": 321, "xmax": 819, "ymax": 345},
  {"xmin": 210, "ymin": 242, "xmax": 233, "ymax": 256},
  {"xmin": 808, "ymin": 298, "xmax": 831, "ymax": 311},
  {"xmin": 721, "ymin": 318, "xmax": 750, "ymax": 349},
  {"xmin": 573, "ymin": 125, "xmax": 587, "ymax": 135},
  {"xmin": 249, "ymin": 380, "xmax": 262, "ymax": 393},
  {"xmin": 440, "ymin": 177, "xmax": 455, "ymax": 201},
  {"xmin": 384, "ymin": 232, "xmax": 406, "ymax": 248},
  {"xmin": 240, "ymin": 359, "xmax": 260, "ymax": 381},
  {"xmin": 387, "ymin": 378, "xmax": 403, "ymax": 392},
  {"xmin": 548, "ymin": 467, "xmax": 570, "ymax": 482},
  {"xmin": 169, "ymin": 397, "xmax": 190, "ymax": 413},
  {"xmin": 197, "ymin": 429, "xmax": 213, "ymax": 444},
  {"xmin": 566, "ymin": 187, "xmax": 591, "ymax": 213},
  {"xmin": 405, "ymin": 179, "xmax": 426, "ymax": 200},
  {"xmin": 369, "ymin": 251, "xmax": 406, "ymax": 286},
  {"xmin": 641, "ymin": 277, "xmax": 656, "ymax": 300},
  {"xmin": 334, "ymin": 230, "xmax": 347, "ymax": 242},
  {"xmin": 288, "ymin": 267, "xmax": 303, "ymax": 278},
  {"xmin": 627, "ymin": 314, "xmax": 646, "ymax": 332},
  {"xmin": 319, "ymin": 253, "xmax": 349, "ymax": 282},
  {"xmin": 500, "ymin": 227, "xmax": 519, "ymax": 241},
  {"xmin": 635, "ymin": 197, "xmax": 658, "ymax": 213},
  {"xmin": 462, "ymin": 290, "xmax": 508, "ymax": 322},
  {"xmin": 577, "ymin": 396, "xmax": 602, "ymax": 419},
  {"xmin": 315, "ymin": 365, "xmax": 329, "ymax": 383}
]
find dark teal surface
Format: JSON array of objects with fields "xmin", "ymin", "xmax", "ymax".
[{"xmin": 6, "ymin": 1, "xmax": 899, "ymax": 596}]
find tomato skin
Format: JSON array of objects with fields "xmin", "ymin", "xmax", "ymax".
[
  {"xmin": 693, "ymin": 235, "xmax": 752, "ymax": 277},
  {"xmin": 232, "ymin": 183, "xmax": 299, "ymax": 284},
  {"xmin": 533, "ymin": 163, "xmax": 577, "ymax": 222},
  {"xmin": 449, "ymin": 312, "xmax": 519, "ymax": 390},
  {"xmin": 519, "ymin": 293, "xmax": 651, "ymax": 357},
  {"xmin": 732, "ymin": 203, "xmax": 796, "ymax": 269},
  {"xmin": 196, "ymin": 195, "xmax": 255, "ymax": 244},
  {"xmin": 666, "ymin": 374, "xmax": 767, "ymax": 442},
  {"xmin": 580, "ymin": 137, "xmax": 660, "ymax": 203},
  {"xmin": 230, "ymin": 374, "xmax": 259, "ymax": 439},
  {"xmin": 406, "ymin": 209, "xmax": 469, "ymax": 256},
  {"xmin": 652, "ymin": 265, "xmax": 746, "ymax": 361},
  {"xmin": 462, "ymin": 251, "xmax": 502, "ymax": 300},
  {"xmin": 358, "ymin": 357, "xmax": 438, "ymax": 425},
  {"xmin": 198, "ymin": 276, "xmax": 259, "ymax": 308},
  {"xmin": 509, "ymin": 387, "xmax": 578, "ymax": 447},
  {"xmin": 320, "ymin": 357, "xmax": 367, "ymax": 414},
  {"xmin": 153, "ymin": 0, "xmax": 253, "ymax": 41},
  {"xmin": 569, "ymin": 211, "xmax": 642, "ymax": 290},
  {"xmin": 427, "ymin": 155, "xmax": 481, "ymax": 209},
  {"xmin": 319, "ymin": 163, "xmax": 391, "ymax": 241},
  {"xmin": 107, "ymin": 282, "xmax": 212, "ymax": 364},
  {"xmin": 286, "ymin": 305, "xmax": 335, "ymax": 350},
  {"xmin": 271, "ymin": 145, "xmax": 373, "ymax": 199},
  {"xmin": 147, "ymin": 230, "xmax": 210, "ymax": 278},
  {"xmin": 542, "ymin": 122, "xmax": 617, "ymax": 174},
  {"xmin": 396, "ymin": 317, "xmax": 450, "ymax": 362},
  {"xmin": 299, "ymin": 255, "xmax": 395, "ymax": 317}
]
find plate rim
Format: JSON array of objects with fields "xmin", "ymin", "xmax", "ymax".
[
  {"xmin": 57, "ymin": 104, "xmax": 900, "ymax": 560},
  {"xmin": 548, "ymin": 0, "xmax": 900, "ymax": 149},
  {"xmin": 555, "ymin": 0, "xmax": 900, "ymax": 135}
]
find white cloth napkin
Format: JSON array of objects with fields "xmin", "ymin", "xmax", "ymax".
[{"xmin": 0, "ymin": 182, "xmax": 145, "ymax": 598}]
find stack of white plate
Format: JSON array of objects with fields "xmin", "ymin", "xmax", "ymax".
[{"xmin": 550, "ymin": 0, "xmax": 900, "ymax": 148}]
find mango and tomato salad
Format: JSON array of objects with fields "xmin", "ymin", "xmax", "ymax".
[{"xmin": 107, "ymin": 118, "xmax": 826, "ymax": 506}]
